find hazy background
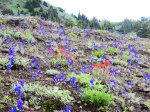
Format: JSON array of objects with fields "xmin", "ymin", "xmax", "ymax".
[{"xmin": 44, "ymin": 0, "xmax": 150, "ymax": 22}]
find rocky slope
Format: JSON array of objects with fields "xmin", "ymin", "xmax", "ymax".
[{"xmin": 0, "ymin": 15, "xmax": 150, "ymax": 112}]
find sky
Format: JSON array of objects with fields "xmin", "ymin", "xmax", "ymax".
[{"xmin": 44, "ymin": 0, "xmax": 150, "ymax": 22}]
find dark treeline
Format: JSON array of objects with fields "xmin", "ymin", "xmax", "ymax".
[{"xmin": 1, "ymin": 0, "xmax": 150, "ymax": 38}]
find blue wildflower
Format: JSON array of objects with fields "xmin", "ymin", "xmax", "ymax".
[
  {"xmin": 9, "ymin": 57, "xmax": 15, "ymax": 65},
  {"xmin": 2, "ymin": 36, "xmax": 10, "ymax": 45},
  {"xmin": 12, "ymin": 41, "xmax": 17, "ymax": 48},
  {"xmin": 22, "ymin": 41, "xmax": 27, "ymax": 48},
  {"xmin": 110, "ymin": 79, "xmax": 117, "ymax": 88},
  {"xmin": 10, "ymin": 106, "xmax": 17, "ymax": 112},
  {"xmin": 16, "ymin": 99, "xmax": 23, "ymax": 110},
  {"xmin": 120, "ymin": 50, "xmax": 123, "ymax": 55},
  {"xmin": 90, "ymin": 57, "xmax": 94, "ymax": 62},
  {"xmin": 66, "ymin": 58, "xmax": 74, "ymax": 66},
  {"xmin": 127, "ymin": 59, "xmax": 132, "ymax": 66},
  {"xmin": 6, "ymin": 64, "xmax": 11, "ymax": 72},
  {"xmin": 76, "ymin": 86, "xmax": 84, "ymax": 93},
  {"xmin": 69, "ymin": 77, "xmax": 76, "ymax": 87},
  {"xmin": 102, "ymin": 54, "xmax": 107, "ymax": 59},
  {"xmin": 54, "ymin": 75, "xmax": 59, "ymax": 83},
  {"xmin": 8, "ymin": 48, "xmax": 15, "ymax": 56},
  {"xmin": 14, "ymin": 85, "xmax": 24, "ymax": 98},
  {"xmin": 81, "ymin": 67, "xmax": 86, "ymax": 73},
  {"xmin": 126, "ymin": 81, "xmax": 132, "ymax": 86},
  {"xmin": 90, "ymin": 79, "xmax": 95, "ymax": 85},
  {"xmin": 19, "ymin": 79, "xmax": 24, "ymax": 87},
  {"xmin": 122, "ymin": 89, "xmax": 127, "ymax": 95},
  {"xmin": 59, "ymin": 73, "xmax": 66, "ymax": 82},
  {"xmin": 66, "ymin": 105, "xmax": 72, "ymax": 112}
]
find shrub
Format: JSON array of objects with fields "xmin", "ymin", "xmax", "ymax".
[
  {"xmin": 49, "ymin": 59, "xmax": 69, "ymax": 68},
  {"xmin": 68, "ymin": 32, "xmax": 77, "ymax": 38},
  {"xmin": 94, "ymin": 30, "xmax": 107, "ymax": 34},
  {"xmin": 144, "ymin": 101, "xmax": 150, "ymax": 110},
  {"xmin": 107, "ymin": 47, "xmax": 120, "ymax": 55},
  {"xmin": 112, "ymin": 59, "xmax": 127, "ymax": 66},
  {"xmin": 122, "ymin": 54, "xmax": 131, "ymax": 61},
  {"xmin": 67, "ymin": 73, "xmax": 104, "ymax": 90},
  {"xmin": 81, "ymin": 88, "xmax": 114, "ymax": 106},
  {"xmin": 21, "ymin": 82, "xmax": 74, "ymax": 105},
  {"xmin": 2, "ymin": 9, "xmax": 14, "ymax": 15},
  {"xmin": 92, "ymin": 50, "xmax": 105, "ymax": 58},
  {"xmin": 0, "ymin": 58, "xmax": 9, "ymax": 66},
  {"xmin": 147, "ymin": 49, "xmax": 150, "ymax": 54},
  {"xmin": 45, "ymin": 69, "xmax": 60, "ymax": 75}
]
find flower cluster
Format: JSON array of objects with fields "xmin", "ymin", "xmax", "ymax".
[
  {"xmin": 11, "ymin": 80, "xmax": 25, "ymax": 112},
  {"xmin": 54, "ymin": 73, "xmax": 66, "ymax": 83},
  {"xmin": 2, "ymin": 36, "xmax": 10, "ymax": 45},
  {"xmin": 28, "ymin": 58, "xmax": 41, "ymax": 80},
  {"xmin": 110, "ymin": 79, "xmax": 117, "ymax": 88},
  {"xmin": 58, "ymin": 45, "xmax": 76, "ymax": 60},
  {"xmin": 69, "ymin": 76, "xmax": 76, "ymax": 87},
  {"xmin": 92, "ymin": 60, "xmax": 111, "ymax": 69},
  {"xmin": 62, "ymin": 105, "xmax": 72, "ymax": 112},
  {"xmin": 144, "ymin": 74, "xmax": 150, "ymax": 82},
  {"xmin": 13, "ymin": 79, "xmax": 24, "ymax": 98},
  {"xmin": 90, "ymin": 79, "xmax": 95, "ymax": 89}
]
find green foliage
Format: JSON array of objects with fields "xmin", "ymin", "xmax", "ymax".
[
  {"xmin": 22, "ymin": 83, "xmax": 74, "ymax": 105},
  {"xmin": 43, "ymin": 1, "xmax": 48, "ymax": 7},
  {"xmin": 63, "ymin": 13, "xmax": 77, "ymax": 27},
  {"xmin": 67, "ymin": 73, "xmax": 103, "ymax": 90},
  {"xmin": 2, "ymin": 9, "xmax": 14, "ymax": 15},
  {"xmin": 68, "ymin": 32, "xmax": 77, "ymax": 38},
  {"xmin": 144, "ymin": 101, "xmax": 150, "ymax": 110},
  {"xmin": 112, "ymin": 59, "xmax": 127, "ymax": 66},
  {"xmin": 46, "ymin": 69, "xmax": 60, "ymax": 75},
  {"xmin": 0, "ymin": 19, "xmax": 4, "ymax": 23},
  {"xmin": 14, "ymin": 32, "xmax": 22, "ymax": 38},
  {"xmin": 100, "ymin": 20, "xmax": 114, "ymax": 30},
  {"xmin": 41, "ymin": 100, "xmax": 59, "ymax": 112},
  {"xmin": 0, "ymin": 104, "xmax": 4, "ymax": 109},
  {"xmin": 94, "ymin": 30, "xmax": 107, "ymax": 34},
  {"xmin": 122, "ymin": 54, "xmax": 131, "ymax": 61},
  {"xmin": 0, "ymin": 58, "xmax": 9, "ymax": 66},
  {"xmin": 2, "ymin": 95, "xmax": 11, "ymax": 103},
  {"xmin": 25, "ymin": 29, "xmax": 36, "ymax": 41},
  {"xmin": 7, "ymin": 30, "xmax": 14, "ymax": 36},
  {"xmin": 2, "ymin": 30, "xmax": 11, "ymax": 37},
  {"xmin": 77, "ymin": 13, "xmax": 90, "ymax": 28},
  {"xmin": 90, "ymin": 17, "xmax": 100, "ymax": 29},
  {"xmin": 15, "ymin": 56, "xmax": 29, "ymax": 67},
  {"xmin": 68, "ymin": 73, "xmax": 93, "ymax": 87},
  {"xmin": 107, "ymin": 47, "xmax": 120, "ymax": 55},
  {"xmin": 92, "ymin": 50, "xmax": 105, "ymax": 58},
  {"xmin": 81, "ymin": 88, "xmax": 114, "ymax": 106},
  {"xmin": 29, "ymin": 97, "xmax": 40, "ymax": 106},
  {"xmin": 148, "ymin": 49, "xmax": 150, "ymax": 54},
  {"xmin": 24, "ymin": 0, "xmax": 41, "ymax": 12},
  {"xmin": 137, "ymin": 17, "xmax": 150, "ymax": 38},
  {"xmin": 49, "ymin": 59, "xmax": 69, "ymax": 68}
]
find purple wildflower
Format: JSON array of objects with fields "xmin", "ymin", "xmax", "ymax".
[
  {"xmin": 10, "ymin": 106, "xmax": 17, "ymax": 112},
  {"xmin": 69, "ymin": 77, "xmax": 76, "ymax": 87},
  {"xmin": 54, "ymin": 75, "xmax": 59, "ymax": 83},
  {"xmin": 16, "ymin": 99, "xmax": 23, "ymax": 110}
]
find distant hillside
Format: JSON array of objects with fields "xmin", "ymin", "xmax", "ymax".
[
  {"xmin": 0, "ymin": 0, "xmax": 77, "ymax": 26},
  {"xmin": 0, "ymin": 0, "xmax": 150, "ymax": 38}
]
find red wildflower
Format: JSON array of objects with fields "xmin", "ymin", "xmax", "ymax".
[
  {"xmin": 92, "ymin": 64, "xmax": 99, "ymax": 68},
  {"xmin": 98, "ymin": 63, "xmax": 105, "ymax": 68},
  {"xmin": 104, "ymin": 60, "xmax": 111, "ymax": 66}
]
